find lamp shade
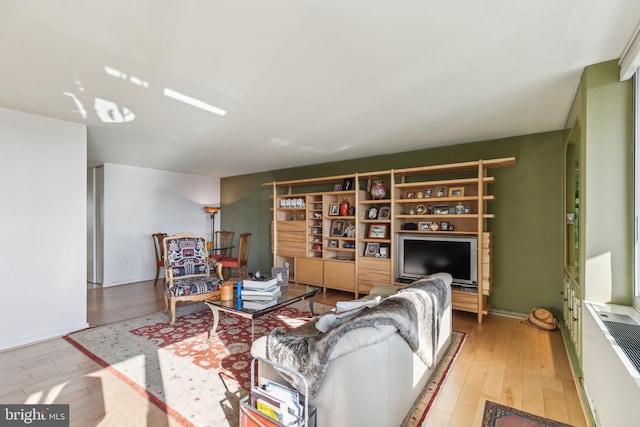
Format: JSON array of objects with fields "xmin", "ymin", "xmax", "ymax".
[{"xmin": 205, "ymin": 206, "xmax": 220, "ymax": 214}]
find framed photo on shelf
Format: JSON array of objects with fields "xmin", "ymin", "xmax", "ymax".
[
  {"xmin": 333, "ymin": 183, "xmax": 342, "ymax": 191},
  {"xmin": 434, "ymin": 205, "xmax": 449, "ymax": 214},
  {"xmin": 378, "ymin": 206, "xmax": 391, "ymax": 220},
  {"xmin": 448, "ymin": 187, "xmax": 464, "ymax": 197},
  {"xmin": 330, "ymin": 220, "xmax": 345, "ymax": 236},
  {"xmin": 271, "ymin": 266, "xmax": 289, "ymax": 287},
  {"xmin": 435, "ymin": 187, "xmax": 446, "ymax": 197},
  {"xmin": 368, "ymin": 224, "xmax": 389, "ymax": 239},
  {"xmin": 418, "ymin": 221, "xmax": 432, "ymax": 231},
  {"xmin": 367, "ymin": 206, "xmax": 378, "ymax": 219},
  {"xmin": 364, "ymin": 242, "xmax": 380, "ymax": 257},
  {"xmin": 405, "ymin": 191, "xmax": 416, "ymax": 199},
  {"xmin": 329, "ymin": 203, "xmax": 340, "ymax": 216},
  {"xmin": 328, "ymin": 239, "xmax": 338, "ymax": 248},
  {"xmin": 379, "ymin": 246, "xmax": 388, "ymax": 258},
  {"xmin": 342, "ymin": 178, "xmax": 354, "ymax": 191}
]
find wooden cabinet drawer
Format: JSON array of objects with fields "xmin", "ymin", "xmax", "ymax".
[
  {"xmin": 295, "ymin": 257, "xmax": 323, "ymax": 286},
  {"xmin": 452, "ymin": 290, "xmax": 478, "ymax": 312},
  {"xmin": 357, "ymin": 258, "xmax": 392, "ymax": 293},
  {"xmin": 276, "ymin": 223, "xmax": 306, "ymax": 257},
  {"xmin": 277, "ymin": 231, "xmax": 306, "ymax": 243},
  {"xmin": 452, "ymin": 290, "xmax": 488, "ymax": 314},
  {"xmin": 324, "ymin": 260, "xmax": 355, "ymax": 291},
  {"xmin": 277, "ymin": 241, "xmax": 305, "ymax": 256},
  {"xmin": 276, "ymin": 221, "xmax": 306, "ymax": 232},
  {"xmin": 358, "ymin": 257, "xmax": 391, "ymax": 273}
]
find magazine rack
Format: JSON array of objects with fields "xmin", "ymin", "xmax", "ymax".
[{"xmin": 239, "ymin": 357, "xmax": 317, "ymax": 427}]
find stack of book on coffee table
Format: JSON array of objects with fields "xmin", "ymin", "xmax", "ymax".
[{"xmin": 242, "ymin": 277, "xmax": 281, "ymax": 309}]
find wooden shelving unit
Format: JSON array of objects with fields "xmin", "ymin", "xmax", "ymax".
[
  {"xmin": 392, "ymin": 158, "xmax": 514, "ymax": 322},
  {"xmin": 357, "ymin": 171, "xmax": 393, "ymax": 296},
  {"xmin": 266, "ymin": 157, "xmax": 516, "ymax": 321}
]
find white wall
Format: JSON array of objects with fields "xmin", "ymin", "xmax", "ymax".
[
  {"xmin": 0, "ymin": 107, "xmax": 88, "ymax": 351},
  {"xmin": 87, "ymin": 167, "xmax": 96, "ymax": 283},
  {"xmin": 98, "ymin": 163, "xmax": 220, "ymax": 286}
]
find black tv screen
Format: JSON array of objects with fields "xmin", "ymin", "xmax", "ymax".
[{"xmin": 398, "ymin": 235, "xmax": 477, "ymax": 285}]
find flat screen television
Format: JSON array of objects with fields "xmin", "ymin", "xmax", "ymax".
[{"xmin": 396, "ymin": 234, "xmax": 478, "ymax": 286}]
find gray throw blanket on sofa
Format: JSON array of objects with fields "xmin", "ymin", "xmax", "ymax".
[{"xmin": 266, "ymin": 277, "xmax": 448, "ymax": 397}]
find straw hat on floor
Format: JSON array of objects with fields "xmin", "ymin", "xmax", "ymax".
[{"xmin": 526, "ymin": 308, "xmax": 558, "ymax": 331}]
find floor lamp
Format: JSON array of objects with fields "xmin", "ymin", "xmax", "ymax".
[{"xmin": 204, "ymin": 206, "xmax": 220, "ymax": 251}]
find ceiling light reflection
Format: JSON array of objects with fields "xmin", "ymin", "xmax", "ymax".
[
  {"xmin": 94, "ymin": 98, "xmax": 135, "ymax": 123},
  {"xmin": 163, "ymin": 88, "xmax": 227, "ymax": 116},
  {"xmin": 104, "ymin": 66, "xmax": 149, "ymax": 88},
  {"xmin": 62, "ymin": 92, "xmax": 88, "ymax": 119}
]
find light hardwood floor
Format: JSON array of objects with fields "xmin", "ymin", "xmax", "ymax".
[{"xmin": 0, "ymin": 280, "xmax": 588, "ymax": 427}]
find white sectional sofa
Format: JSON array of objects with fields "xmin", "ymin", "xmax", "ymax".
[{"xmin": 251, "ymin": 273, "xmax": 453, "ymax": 427}]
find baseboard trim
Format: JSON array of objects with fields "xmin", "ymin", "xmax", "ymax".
[
  {"xmin": 0, "ymin": 322, "xmax": 89, "ymax": 352},
  {"xmin": 488, "ymin": 308, "xmax": 527, "ymax": 319}
]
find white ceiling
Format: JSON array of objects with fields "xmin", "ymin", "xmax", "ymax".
[{"xmin": 1, "ymin": 1, "xmax": 639, "ymax": 178}]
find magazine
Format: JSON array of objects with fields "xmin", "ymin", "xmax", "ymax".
[{"xmin": 250, "ymin": 384, "xmax": 301, "ymax": 426}]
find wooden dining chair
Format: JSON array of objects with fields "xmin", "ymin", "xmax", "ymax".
[
  {"xmin": 152, "ymin": 232, "xmax": 168, "ymax": 286},
  {"xmin": 219, "ymin": 233, "xmax": 251, "ymax": 279},
  {"xmin": 210, "ymin": 230, "xmax": 235, "ymax": 262}
]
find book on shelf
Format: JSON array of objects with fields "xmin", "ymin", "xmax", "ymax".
[
  {"xmin": 243, "ymin": 277, "xmax": 278, "ymax": 289},
  {"xmin": 243, "ymin": 298, "xmax": 278, "ymax": 310}
]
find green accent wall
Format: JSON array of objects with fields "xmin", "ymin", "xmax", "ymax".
[
  {"xmin": 581, "ymin": 60, "xmax": 633, "ymax": 304},
  {"xmin": 221, "ymin": 131, "xmax": 566, "ymax": 316}
]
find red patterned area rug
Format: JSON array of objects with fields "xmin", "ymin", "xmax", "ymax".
[
  {"xmin": 482, "ymin": 400, "xmax": 575, "ymax": 427},
  {"xmin": 64, "ymin": 301, "xmax": 331, "ymax": 427},
  {"xmin": 65, "ymin": 302, "xmax": 465, "ymax": 427},
  {"xmin": 401, "ymin": 330, "xmax": 466, "ymax": 427}
]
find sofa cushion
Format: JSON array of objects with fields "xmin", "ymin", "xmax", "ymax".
[{"xmin": 166, "ymin": 276, "xmax": 222, "ymax": 296}]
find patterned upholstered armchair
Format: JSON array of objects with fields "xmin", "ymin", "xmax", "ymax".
[{"xmin": 163, "ymin": 232, "xmax": 223, "ymax": 325}]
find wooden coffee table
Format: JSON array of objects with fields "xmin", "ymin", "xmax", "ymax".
[{"xmin": 204, "ymin": 287, "xmax": 321, "ymax": 341}]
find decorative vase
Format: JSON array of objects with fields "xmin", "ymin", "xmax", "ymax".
[
  {"xmin": 340, "ymin": 198, "xmax": 350, "ymax": 216},
  {"xmin": 371, "ymin": 180, "xmax": 387, "ymax": 200}
]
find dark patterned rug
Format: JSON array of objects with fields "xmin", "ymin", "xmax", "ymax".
[{"xmin": 482, "ymin": 400, "xmax": 575, "ymax": 427}]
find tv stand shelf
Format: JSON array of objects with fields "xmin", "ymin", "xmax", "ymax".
[{"xmin": 266, "ymin": 157, "xmax": 515, "ymax": 323}]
